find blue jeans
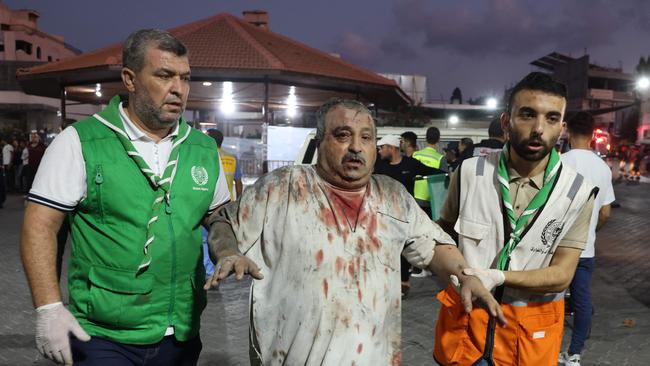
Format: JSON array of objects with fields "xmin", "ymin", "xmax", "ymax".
[
  {"xmin": 202, "ymin": 228, "xmax": 215, "ymax": 278},
  {"xmin": 71, "ymin": 335, "xmax": 201, "ymax": 365},
  {"xmin": 568, "ymin": 257, "xmax": 595, "ymax": 355}
]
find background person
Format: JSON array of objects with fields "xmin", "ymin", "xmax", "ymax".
[
  {"xmin": 558, "ymin": 111, "xmax": 615, "ymax": 366},
  {"xmin": 473, "ymin": 118, "xmax": 507, "ymax": 156},
  {"xmin": 400, "ymin": 130, "xmax": 418, "ymax": 157}
]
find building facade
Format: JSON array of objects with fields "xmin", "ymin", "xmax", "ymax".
[{"xmin": 0, "ymin": 2, "xmax": 89, "ymax": 136}]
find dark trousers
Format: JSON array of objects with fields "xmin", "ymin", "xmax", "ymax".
[
  {"xmin": 568, "ymin": 257, "xmax": 595, "ymax": 355},
  {"xmin": 71, "ymin": 335, "xmax": 202, "ymax": 366}
]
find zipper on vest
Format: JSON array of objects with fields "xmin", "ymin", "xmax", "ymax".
[
  {"xmin": 94, "ymin": 165, "xmax": 105, "ymax": 223},
  {"xmin": 166, "ymin": 201, "xmax": 177, "ymax": 329}
]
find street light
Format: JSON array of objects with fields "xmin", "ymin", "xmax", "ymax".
[
  {"xmin": 448, "ymin": 115, "xmax": 459, "ymax": 124},
  {"xmin": 286, "ymin": 86, "xmax": 298, "ymax": 118},
  {"xmin": 636, "ymin": 76, "xmax": 649, "ymax": 90},
  {"xmin": 486, "ymin": 97, "xmax": 498, "ymax": 109},
  {"xmin": 220, "ymin": 81, "xmax": 235, "ymax": 115}
]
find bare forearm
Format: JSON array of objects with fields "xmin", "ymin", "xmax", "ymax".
[
  {"xmin": 503, "ymin": 268, "xmax": 571, "ymax": 293},
  {"xmin": 20, "ymin": 203, "xmax": 65, "ymax": 308},
  {"xmin": 428, "ymin": 244, "xmax": 469, "ymax": 281},
  {"xmin": 595, "ymin": 205, "xmax": 611, "ymax": 232},
  {"xmin": 205, "ymin": 208, "xmax": 241, "ymax": 262},
  {"xmin": 502, "ymin": 247, "xmax": 581, "ymax": 293}
]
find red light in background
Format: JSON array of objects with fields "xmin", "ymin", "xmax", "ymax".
[
  {"xmin": 606, "ymin": 144, "xmax": 611, "ymax": 151},
  {"xmin": 596, "ymin": 137, "xmax": 605, "ymax": 144},
  {"xmin": 595, "ymin": 128, "xmax": 603, "ymax": 134}
]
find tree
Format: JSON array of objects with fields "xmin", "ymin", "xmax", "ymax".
[
  {"xmin": 450, "ymin": 87, "xmax": 463, "ymax": 104},
  {"xmin": 636, "ymin": 56, "xmax": 650, "ymax": 74}
]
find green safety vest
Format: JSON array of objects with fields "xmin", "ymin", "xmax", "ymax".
[
  {"xmin": 68, "ymin": 100, "xmax": 219, "ymax": 345},
  {"xmin": 412, "ymin": 146, "xmax": 443, "ymax": 201}
]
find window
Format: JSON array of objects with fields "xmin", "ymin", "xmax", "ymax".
[
  {"xmin": 15, "ymin": 40, "xmax": 33, "ymax": 55},
  {"xmin": 36, "ymin": 46, "xmax": 41, "ymax": 59},
  {"xmin": 47, "ymin": 56, "xmax": 52, "ymax": 62}
]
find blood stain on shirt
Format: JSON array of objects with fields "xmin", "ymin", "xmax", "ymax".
[
  {"xmin": 357, "ymin": 343, "xmax": 364, "ymax": 354},
  {"xmin": 322, "ymin": 278, "xmax": 329, "ymax": 298},
  {"xmin": 315, "ymin": 249, "xmax": 324, "ymax": 267},
  {"xmin": 335, "ymin": 256, "xmax": 345, "ymax": 276}
]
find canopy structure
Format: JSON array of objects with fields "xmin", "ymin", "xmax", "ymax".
[{"xmin": 17, "ymin": 12, "xmax": 410, "ymax": 123}]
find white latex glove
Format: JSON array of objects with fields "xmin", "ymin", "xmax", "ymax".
[
  {"xmin": 462, "ymin": 268, "xmax": 505, "ymax": 292},
  {"xmin": 36, "ymin": 302, "xmax": 91, "ymax": 365}
]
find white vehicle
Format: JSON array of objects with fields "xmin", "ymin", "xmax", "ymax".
[{"xmin": 294, "ymin": 126, "xmax": 490, "ymax": 165}]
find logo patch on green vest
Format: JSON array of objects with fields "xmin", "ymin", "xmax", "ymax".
[{"xmin": 191, "ymin": 166, "xmax": 209, "ymax": 190}]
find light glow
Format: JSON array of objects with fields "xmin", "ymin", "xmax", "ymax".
[{"xmin": 220, "ymin": 82, "xmax": 235, "ymax": 115}]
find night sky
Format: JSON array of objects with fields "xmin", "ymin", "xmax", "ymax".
[{"xmin": 7, "ymin": 0, "xmax": 650, "ymax": 101}]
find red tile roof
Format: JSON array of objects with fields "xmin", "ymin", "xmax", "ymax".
[{"xmin": 18, "ymin": 13, "xmax": 396, "ymax": 88}]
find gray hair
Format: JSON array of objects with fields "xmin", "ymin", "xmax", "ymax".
[
  {"xmin": 314, "ymin": 98, "xmax": 374, "ymax": 143},
  {"xmin": 122, "ymin": 29, "xmax": 188, "ymax": 72}
]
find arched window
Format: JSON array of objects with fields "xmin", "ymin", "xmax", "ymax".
[{"xmin": 36, "ymin": 46, "xmax": 41, "ymax": 59}]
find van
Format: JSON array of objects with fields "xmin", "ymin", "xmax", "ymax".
[{"xmin": 294, "ymin": 126, "xmax": 490, "ymax": 165}]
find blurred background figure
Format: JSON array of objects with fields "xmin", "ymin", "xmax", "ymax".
[
  {"xmin": 400, "ymin": 131, "xmax": 418, "ymax": 158},
  {"xmin": 473, "ymin": 117, "xmax": 506, "ymax": 156}
]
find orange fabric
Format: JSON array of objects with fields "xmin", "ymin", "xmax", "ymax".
[{"xmin": 434, "ymin": 285, "xmax": 564, "ymax": 366}]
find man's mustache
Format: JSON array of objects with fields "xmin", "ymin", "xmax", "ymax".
[{"xmin": 342, "ymin": 152, "xmax": 366, "ymax": 164}]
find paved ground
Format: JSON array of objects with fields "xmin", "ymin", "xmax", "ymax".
[{"xmin": 1, "ymin": 180, "xmax": 649, "ymax": 365}]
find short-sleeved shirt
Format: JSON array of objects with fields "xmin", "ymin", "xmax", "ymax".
[
  {"xmin": 28, "ymin": 103, "xmax": 230, "ymax": 213},
  {"xmin": 440, "ymin": 163, "xmax": 594, "ymax": 250},
  {"xmin": 2, "ymin": 143, "xmax": 13, "ymax": 166},
  {"xmin": 561, "ymin": 149, "xmax": 615, "ymax": 257}
]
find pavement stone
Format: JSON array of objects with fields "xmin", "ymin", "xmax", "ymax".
[{"xmin": 1, "ymin": 180, "xmax": 649, "ymax": 365}]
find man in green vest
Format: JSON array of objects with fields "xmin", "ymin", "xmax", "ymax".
[
  {"xmin": 412, "ymin": 126, "xmax": 447, "ymax": 215},
  {"xmin": 20, "ymin": 29, "xmax": 256, "ymax": 365}
]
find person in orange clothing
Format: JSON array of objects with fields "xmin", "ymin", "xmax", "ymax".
[{"xmin": 434, "ymin": 72, "xmax": 596, "ymax": 365}]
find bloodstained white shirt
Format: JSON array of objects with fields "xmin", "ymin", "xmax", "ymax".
[{"xmin": 222, "ymin": 165, "xmax": 454, "ymax": 365}]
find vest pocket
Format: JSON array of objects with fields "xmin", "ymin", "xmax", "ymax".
[
  {"xmin": 455, "ymin": 218, "xmax": 490, "ymax": 246},
  {"xmin": 87, "ymin": 265, "xmax": 153, "ymax": 329}
]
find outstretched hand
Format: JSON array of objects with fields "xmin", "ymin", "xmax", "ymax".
[{"xmin": 203, "ymin": 253, "xmax": 264, "ymax": 290}]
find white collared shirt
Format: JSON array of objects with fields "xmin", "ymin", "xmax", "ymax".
[{"xmin": 29, "ymin": 102, "xmax": 230, "ymax": 213}]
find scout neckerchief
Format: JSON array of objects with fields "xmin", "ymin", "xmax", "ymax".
[
  {"xmin": 93, "ymin": 106, "xmax": 191, "ymax": 271},
  {"xmin": 496, "ymin": 142, "xmax": 561, "ymax": 270}
]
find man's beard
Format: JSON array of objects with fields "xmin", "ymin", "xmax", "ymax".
[
  {"xmin": 510, "ymin": 130, "xmax": 554, "ymax": 162},
  {"xmin": 133, "ymin": 90, "xmax": 181, "ymax": 129}
]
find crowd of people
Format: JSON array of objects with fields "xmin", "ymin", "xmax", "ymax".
[
  {"xmin": 12, "ymin": 28, "xmax": 633, "ymax": 366},
  {"xmin": 0, "ymin": 130, "xmax": 47, "ymax": 208}
]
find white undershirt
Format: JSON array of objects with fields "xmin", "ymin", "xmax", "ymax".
[{"xmin": 29, "ymin": 102, "xmax": 230, "ymax": 212}]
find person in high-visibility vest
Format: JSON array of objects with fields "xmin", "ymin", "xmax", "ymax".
[
  {"xmin": 433, "ymin": 72, "xmax": 596, "ymax": 366},
  {"xmin": 207, "ymin": 129, "xmax": 242, "ymax": 200},
  {"xmin": 412, "ymin": 127, "xmax": 447, "ymax": 213}
]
